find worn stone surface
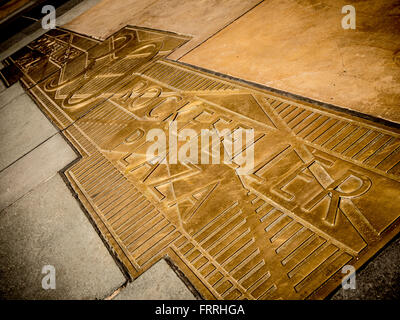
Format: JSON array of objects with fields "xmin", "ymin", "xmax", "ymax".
[
  {"xmin": 0, "ymin": 90, "xmax": 57, "ymax": 170},
  {"xmin": 0, "ymin": 83, "xmax": 24, "ymax": 110},
  {"xmin": 56, "ymin": 0, "xmax": 102, "ymax": 27},
  {"xmin": 181, "ymin": 0, "xmax": 400, "ymax": 124},
  {"xmin": 0, "ymin": 174, "xmax": 126, "ymax": 300},
  {"xmin": 0, "ymin": 133, "xmax": 77, "ymax": 212},
  {"xmin": 63, "ymin": 0, "xmax": 262, "ymax": 59},
  {"xmin": 114, "ymin": 260, "xmax": 196, "ymax": 300},
  {"xmin": 332, "ymin": 235, "xmax": 400, "ymax": 300}
]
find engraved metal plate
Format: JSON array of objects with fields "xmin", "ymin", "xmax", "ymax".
[
  {"xmin": 0, "ymin": 28, "xmax": 101, "ymax": 87},
  {"xmin": 3, "ymin": 26, "xmax": 400, "ymax": 300}
]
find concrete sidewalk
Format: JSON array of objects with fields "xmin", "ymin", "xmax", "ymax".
[{"xmin": 0, "ymin": 80, "xmax": 197, "ymax": 300}]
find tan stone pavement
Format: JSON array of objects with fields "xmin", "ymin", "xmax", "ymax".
[{"xmin": 65, "ymin": 0, "xmax": 400, "ymax": 124}]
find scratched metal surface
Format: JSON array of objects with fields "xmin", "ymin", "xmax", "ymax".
[{"xmin": 2, "ymin": 26, "xmax": 400, "ymax": 300}]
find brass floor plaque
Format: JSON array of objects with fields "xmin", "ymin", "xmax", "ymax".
[{"xmin": 3, "ymin": 26, "xmax": 400, "ymax": 300}]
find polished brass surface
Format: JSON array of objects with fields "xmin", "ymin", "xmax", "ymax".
[{"xmin": 3, "ymin": 26, "xmax": 400, "ymax": 300}]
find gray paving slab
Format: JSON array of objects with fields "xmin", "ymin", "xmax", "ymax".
[
  {"xmin": 114, "ymin": 259, "xmax": 196, "ymax": 300},
  {"xmin": 0, "ymin": 174, "xmax": 126, "ymax": 300},
  {"xmin": 0, "ymin": 133, "xmax": 77, "ymax": 212},
  {"xmin": 0, "ymin": 83, "xmax": 25, "ymax": 111},
  {"xmin": 0, "ymin": 90, "xmax": 58, "ymax": 171},
  {"xmin": 332, "ymin": 236, "xmax": 400, "ymax": 300}
]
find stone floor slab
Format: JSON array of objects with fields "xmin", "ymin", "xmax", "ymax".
[
  {"xmin": 63, "ymin": 0, "xmax": 262, "ymax": 59},
  {"xmin": 0, "ymin": 174, "xmax": 126, "ymax": 300},
  {"xmin": 0, "ymin": 82, "xmax": 24, "ymax": 111},
  {"xmin": 0, "ymin": 133, "xmax": 77, "ymax": 212},
  {"xmin": 180, "ymin": 0, "xmax": 400, "ymax": 124},
  {"xmin": 332, "ymin": 235, "xmax": 400, "ymax": 300},
  {"xmin": 114, "ymin": 260, "xmax": 195, "ymax": 300},
  {"xmin": 0, "ymin": 89, "xmax": 57, "ymax": 170},
  {"xmin": 56, "ymin": 0, "xmax": 102, "ymax": 27}
]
